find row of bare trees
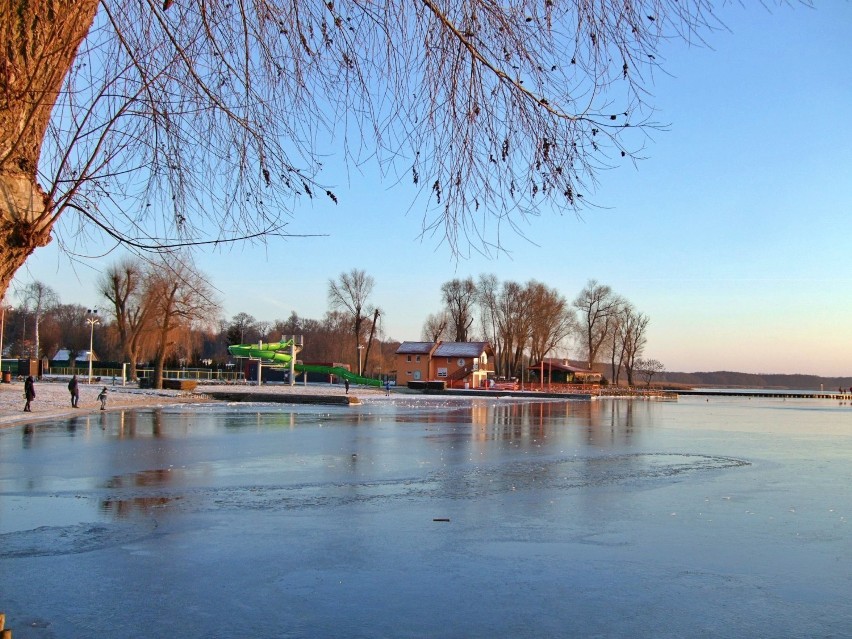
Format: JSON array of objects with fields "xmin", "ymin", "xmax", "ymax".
[
  {"xmin": 425, "ymin": 276, "xmax": 657, "ymax": 385},
  {"xmin": 99, "ymin": 257, "xmax": 219, "ymax": 387},
  {"xmin": 3, "ymin": 256, "xmax": 218, "ymax": 388},
  {"xmin": 573, "ymin": 280, "xmax": 652, "ymax": 386},
  {"xmin": 5, "ymin": 264, "xmax": 660, "ymax": 386},
  {"xmin": 225, "ymin": 268, "xmax": 388, "ymax": 377},
  {"xmin": 3, "ymin": 265, "xmax": 390, "ymax": 384}
]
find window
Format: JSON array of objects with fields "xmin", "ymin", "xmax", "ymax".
[
  {"xmin": 406, "ymin": 355, "xmax": 411, "ymax": 362},
  {"xmin": 437, "ymin": 367, "xmax": 448, "ymax": 378},
  {"xmin": 416, "ymin": 355, "xmax": 421, "ymax": 362}
]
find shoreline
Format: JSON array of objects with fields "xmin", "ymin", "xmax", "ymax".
[
  {"xmin": 0, "ymin": 377, "xmax": 601, "ymax": 429},
  {"xmin": 0, "ymin": 378, "xmax": 391, "ymax": 429},
  {"xmin": 7, "ymin": 378, "xmax": 842, "ymax": 430}
]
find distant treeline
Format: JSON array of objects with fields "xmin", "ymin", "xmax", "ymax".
[{"xmin": 657, "ymin": 371, "xmax": 852, "ymax": 390}]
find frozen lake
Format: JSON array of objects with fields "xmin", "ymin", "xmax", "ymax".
[{"xmin": 1, "ymin": 395, "xmax": 850, "ymax": 638}]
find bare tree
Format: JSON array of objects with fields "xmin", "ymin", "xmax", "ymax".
[
  {"xmin": 2, "ymin": 0, "xmax": 735, "ymax": 298},
  {"xmin": 479, "ymin": 276, "xmax": 576, "ymax": 378},
  {"xmin": 328, "ymin": 269, "xmax": 375, "ymax": 373},
  {"xmin": 442, "ymin": 278, "xmax": 478, "ymax": 342},
  {"xmin": 16, "ymin": 281, "xmax": 59, "ymax": 360},
  {"xmin": 493, "ymin": 280, "xmax": 531, "ymax": 378},
  {"xmin": 48, "ymin": 303, "xmax": 90, "ymax": 371},
  {"xmin": 309, "ymin": 311, "xmax": 351, "ymax": 364},
  {"xmin": 272, "ymin": 312, "xmax": 304, "ymax": 340},
  {"xmin": 99, "ymin": 258, "xmax": 154, "ymax": 381},
  {"xmin": 621, "ymin": 307, "xmax": 650, "ymax": 387},
  {"xmin": 226, "ymin": 313, "xmax": 262, "ymax": 346},
  {"xmin": 573, "ymin": 280, "xmax": 619, "ymax": 371},
  {"xmin": 476, "ymin": 276, "xmax": 545, "ymax": 378},
  {"xmin": 360, "ymin": 308, "xmax": 382, "ymax": 377},
  {"xmin": 145, "ymin": 259, "xmax": 220, "ymax": 389},
  {"xmin": 476, "ymin": 274, "xmax": 499, "ymax": 348},
  {"xmin": 605, "ymin": 301, "xmax": 649, "ymax": 386},
  {"xmin": 635, "ymin": 358, "xmax": 665, "ymax": 388},
  {"xmin": 527, "ymin": 281, "xmax": 576, "ymax": 368},
  {"xmin": 606, "ymin": 305, "xmax": 625, "ymax": 385},
  {"xmin": 422, "ymin": 312, "xmax": 450, "ymax": 343}
]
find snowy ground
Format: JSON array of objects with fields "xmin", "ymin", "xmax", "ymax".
[{"xmin": 0, "ymin": 377, "xmax": 391, "ymax": 428}]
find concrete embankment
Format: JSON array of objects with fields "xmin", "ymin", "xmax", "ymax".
[{"xmin": 204, "ymin": 391, "xmax": 360, "ymax": 405}]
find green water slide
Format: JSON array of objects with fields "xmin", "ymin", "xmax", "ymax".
[
  {"xmin": 228, "ymin": 340, "xmax": 297, "ymax": 365},
  {"xmin": 227, "ymin": 341, "xmax": 382, "ymax": 387},
  {"xmin": 295, "ymin": 363, "xmax": 381, "ymax": 387}
]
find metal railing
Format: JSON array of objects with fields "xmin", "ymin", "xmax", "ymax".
[{"xmin": 46, "ymin": 367, "xmax": 244, "ymax": 384}]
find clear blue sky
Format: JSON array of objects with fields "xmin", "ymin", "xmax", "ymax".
[{"xmin": 12, "ymin": 3, "xmax": 852, "ymax": 377}]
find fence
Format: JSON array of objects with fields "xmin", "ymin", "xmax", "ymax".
[
  {"xmin": 527, "ymin": 382, "xmax": 677, "ymax": 398},
  {"xmin": 46, "ymin": 366, "xmax": 244, "ymax": 384}
]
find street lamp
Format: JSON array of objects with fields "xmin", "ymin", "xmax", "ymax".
[
  {"xmin": 86, "ymin": 309, "xmax": 99, "ymax": 384},
  {"xmin": 0, "ymin": 298, "xmax": 9, "ymax": 379},
  {"xmin": 357, "ymin": 344, "xmax": 365, "ymax": 377}
]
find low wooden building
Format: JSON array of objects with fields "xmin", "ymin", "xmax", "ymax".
[{"xmin": 529, "ymin": 358, "xmax": 601, "ymax": 385}]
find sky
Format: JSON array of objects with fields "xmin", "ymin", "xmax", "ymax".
[{"xmin": 10, "ymin": 3, "xmax": 852, "ymax": 377}]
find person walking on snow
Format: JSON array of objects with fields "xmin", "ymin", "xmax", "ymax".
[
  {"xmin": 68, "ymin": 375, "xmax": 79, "ymax": 408},
  {"xmin": 98, "ymin": 386, "xmax": 108, "ymax": 410},
  {"xmin": 23, "ymin": 375, "xmax": 36, "ymax": 412}
]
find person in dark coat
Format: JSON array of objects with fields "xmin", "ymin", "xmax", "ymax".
[
  {"xmin": 23, "ymin": 375, "xmax": 36, "ymax": 412},
  {"xmin": 68, "ymin": 375, "xmax": 80, "ymax": 408},
  {"xmin": 97, "ymin": 386, "xmax": 108, "ymax": 410}
]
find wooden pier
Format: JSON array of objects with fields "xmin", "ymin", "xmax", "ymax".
[{"xmin": 676, "ymin": 390, "xmax": 852, "ymax": 400}]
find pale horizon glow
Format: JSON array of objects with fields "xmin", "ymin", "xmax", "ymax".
[{"xmin": 11, "ymin": 4, "xmax": 852, "ymax": 378}]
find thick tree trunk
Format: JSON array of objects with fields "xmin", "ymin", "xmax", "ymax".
[
  {"xmin": 153, "ymin": 351, "xmax": 165, "ymax": 390},
  {"xmin": 0, "ymin": 0, "xmax": 100, "ymax": 296},
  {"xmin": 361, "ymin": 308, "xmax": 380, "ymax": 377},
  {"xmin": 153, "ymin": 321, "xmax": 172, "ymax": 390}
]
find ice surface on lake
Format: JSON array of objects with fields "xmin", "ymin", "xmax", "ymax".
[{"xmin": 1, "ymin": 397, "xmax": 850, "ymax": 638}]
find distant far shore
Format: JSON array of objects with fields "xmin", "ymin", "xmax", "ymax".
[{"xmin": 656, "ymin": 370, "xmax": 852, "ymax": 390}]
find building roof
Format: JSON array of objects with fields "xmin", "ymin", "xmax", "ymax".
[
  {"xmin": 433, "ymin": 342, "xmax": 492, "ymax": 358},
  {"xmin": 532, "ymin": 358, "xmax": 599, "ymax": 375},
  {"xmin": 53, "ymin": 348, "xmax": 98, "ymax": 362},
  {"xmin": 395, "ymin": 341, "xmax": 437, "ymax": 355}
]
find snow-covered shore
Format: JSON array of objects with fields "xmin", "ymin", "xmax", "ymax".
[{"xmin": 0, "ymin": 377, "xmax": 390, "ymax": 428}]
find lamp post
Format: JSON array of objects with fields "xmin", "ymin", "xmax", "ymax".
[
  {"xmin": 0, "ymin": 298, "xmax": 8, "ymax": 379},
  {"xmin": 86, "ymin": 309, "xmax": 99, "ymax": 384},
  {"xmin": 357, "ymin": 344, "xmax": 365, "ymax": 377}
]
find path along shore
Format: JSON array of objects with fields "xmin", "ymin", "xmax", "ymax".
[{"xmin": 0, "ymin": 378, "xmax": 391, "ymax": 429}]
